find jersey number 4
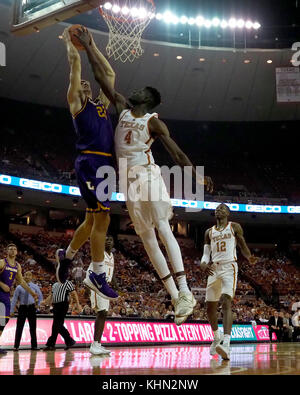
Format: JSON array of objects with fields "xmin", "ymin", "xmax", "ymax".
[
  {"xmin": 124, "ymin": 131, "xmax": 132, "ymax": 144},
  {"xmin": 216, "ymin": 241, "xmax": 226, "ymax": 252}
]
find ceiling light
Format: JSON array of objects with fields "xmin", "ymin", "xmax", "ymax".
[
  {"xmin": 267, "ymin": 59, "xmax": 273, "ymax": 64},
  {"xmin": 204, "ymin": 19, "xmax": 212, "ymax": 28},
  {"xmin": 163, "ymin": 11, "xmax": 173, "ymax": 23},
  {"xmin": 180, "ymin": 16, "xmax": 188, "ymax": 24},
  {"xmin": 112, "ymin": 4, "xmax": 120, "ymax": 13},
  {"xmin": 228, "ymin": 18, "xmax": 237, "ymax": 28},
  {"xmin": 104, "ymin": 2, "xmax": 112, "ymax": 10},
  {"xmin": 237, "ymin": 19, "xmax": 245, "ymax": 28},
  {"xmin": 176, "ymin": 55, "xmax": 183, "ymax": 60},
  {"xmin": 212, "ymin": 17, "xmax": 220, "ymax": 27},
  {"xmin": 220, "ymin": 20, "xmax": 228, "ymax": 28},
  {"xmin": 121, "ymin": 6, "xmax": 129, "ymax": 15},
  {"xmin": 131, "ymin": 7, "xmax": 139, "ymax": 17},
  {"xmin": 196, "ymin": 16, "xmax": 204, "ymax": 26},
  {"xmin": 138, "ymin": 8, "xmax": 147, "ymax": 18},
  {"xmin": 153, "ymin": 53, "xmax": 159, "ymax": 57}
]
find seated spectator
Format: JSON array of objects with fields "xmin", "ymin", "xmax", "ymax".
[
  {"xmin": 292, "ymin": 309, "xmax": 300, "ymax": 342},
  {"xmin": 268, "ymin": 310, "xmax": 283, "ymax": 342},
  {"xmin": 282, "ymin": 312, "xmax": 293, "ymax": 342},
  {"xmin": 81, "ymin": 305, "xmax": 92, "ymax": 316}
]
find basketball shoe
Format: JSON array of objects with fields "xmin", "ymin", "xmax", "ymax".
[
  {"xmin": 89, "ymin": 341, "xmax": 111, "ymax": 355},
  {"xmin": 216, "ymin": 343, "xmax": 230, "ymax": 360},
  {"xmin": 210, "ymin": 333, "xmax": 224, "ymax": 356},
  {"xmin": 173, "ymin": 291, "xmax": 197, "ymax": 325},
  {"xmin": 83, "ymin": 270, "xmax": 118, "ymax": 300}
]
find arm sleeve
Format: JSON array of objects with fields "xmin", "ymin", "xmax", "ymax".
[{"xmin": 201, "ymin": 244, "xmax": 211, "ymax": 265}]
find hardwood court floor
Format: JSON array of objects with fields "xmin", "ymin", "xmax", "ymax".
[{"xmin": 0, "ymin": 342, "xmax": 300, "ymax": 375}]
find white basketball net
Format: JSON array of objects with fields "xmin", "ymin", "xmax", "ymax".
[{"xmin": 100, "ymin": 0, "xmax": 155, "ymax": 63}]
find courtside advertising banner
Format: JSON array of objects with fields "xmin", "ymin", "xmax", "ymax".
[{"xmin": 1, "ymin": 319, "xmax": 275, "ymax": 347}]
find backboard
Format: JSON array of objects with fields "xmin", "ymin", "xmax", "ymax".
[{"xmin": 10, "ymin": 0, "xmax": 103, "ymax": 36}]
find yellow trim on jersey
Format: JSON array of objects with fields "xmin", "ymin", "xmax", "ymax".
[
  {"xmin": 81, "ymin": 150, "xmax": 112, "ymax": 157},
  {"xmin": 72, "ymin": 96, "xmax": 88, "ymax": 119},
  {"xmin": 86, "ymin": 202, "xmax": 110, "ymax": 213}
]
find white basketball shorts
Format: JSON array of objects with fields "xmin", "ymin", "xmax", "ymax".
[
  {"xmin": 125, "ymin": 164, "xmax": 173, "ymax": 235},
  {"xmin": 90, "ymin": 291, "xmax": 110, "ymax": 312},
  {"xmin": 205, "ymin": 261, "xmax": 238, "ymax": 302}
]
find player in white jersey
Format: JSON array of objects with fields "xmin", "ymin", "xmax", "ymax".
[
  {"xmin": 200, "ymin": 203, "xmax": 257, "ymax": 360},
  {"xmin": 74, "ymin": 28, "xmax": 213, "ymax": 325},
  {"xmin": 89, "ymin": 235, "xmax": 115, "ymax": 355}
]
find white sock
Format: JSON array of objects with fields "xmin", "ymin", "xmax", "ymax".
[
  {"xmin": 66, "ymin": 246, "xmax": 77, "ymax": 260},
  {"xmin": 176, "ymin": 274, "xmax": 191, "ymax": 294},
  {"xmin": 92, "ymin": 261, "xmax": 105, "ymax": 275},
  {"xmin": 223, "ymin": 334, "xmax": 231, "ymax": 346},
  {"xmin": 213, "ymin": 329, "xmax": 220, "ymax": 340},
  {"xmin": 163, "ymin": 277, "xmax": 179, "ymax": 300}
]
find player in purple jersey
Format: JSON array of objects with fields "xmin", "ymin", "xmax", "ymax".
[
  {"xmin": 55, "ymin": 27, "xmax": 118, "ymax": 301},
  {"xmin": 0, "ymin": 244, "xmax": 38, "ymax": 354}
]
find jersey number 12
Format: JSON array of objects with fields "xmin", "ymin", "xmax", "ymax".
[{"xmin": 216, "ymin": 241, "xmax": 226, "ymax": 252}]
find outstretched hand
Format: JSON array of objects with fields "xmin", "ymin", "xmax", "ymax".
[
  {"xmin": 73, "ymin": 26, "xmax": 93, "ymax": 48},
  {"xmin": 195, "ymin": 174, "xmax": 214, "ymax": 194},
  {"xmin": 248, "ymin": 255, "xmax": 259, "ymax": 265},
  {"xmin": 204, "ymin": 176, "xmax": 214, "ymax": 194},
  {"xmin": 199, "ymin": 262, "xmax": 214, "ymax": 276}
]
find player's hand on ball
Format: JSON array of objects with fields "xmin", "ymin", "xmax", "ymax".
[
  {"xmin": 73, "ymin": 26, "xmax": 92, "ymax": 48},
  {"xmin": 248, "ymin": 255, "xmax": 258, "ymax": 265}
]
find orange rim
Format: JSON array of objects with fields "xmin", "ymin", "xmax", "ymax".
[{"xmin": 99, "ymin": 0, "xmax": 155, "ymax": 23}]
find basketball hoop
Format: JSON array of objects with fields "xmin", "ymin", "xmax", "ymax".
[{"xmin": 99, "ymin": 0, "xmax": 155, "ymax": 63}]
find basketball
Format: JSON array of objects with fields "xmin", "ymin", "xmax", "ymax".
[{"xmin": 69, "ymin": 24, "xmax": 85, "ymax": 51}]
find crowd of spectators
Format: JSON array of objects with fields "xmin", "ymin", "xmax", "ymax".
[
  {"xmin": 1, "ymin": 98, "xmax": 299, "ymax": 203},
  {"xmin": 0, "ymin": 230, "xmax": 297, "ymax": 333}
]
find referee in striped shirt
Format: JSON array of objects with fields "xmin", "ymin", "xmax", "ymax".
[{"xmin": 41, "ymin": 280, "xmax": 81, "ymax": 351}]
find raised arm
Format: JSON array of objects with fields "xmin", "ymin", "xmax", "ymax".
[
  {"xmin": 74, "ymin": 26, "xmax": 127, "ymax": 116},
  {"xmin": 62, "ymin": 28, "xmax": 84, "ymax": 116},
  {"xmin": 231, "ymin": 222, "xmax": 257, "ymax": 264},
  {"xmin": 90, "ymin": 36, "xmax": 116, "ymax": 109},
  {"xmin": 149, "ymin": 117, "xmax": 214, "ymax": 193}
]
